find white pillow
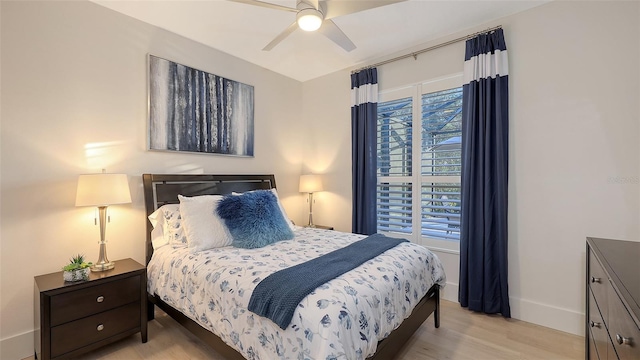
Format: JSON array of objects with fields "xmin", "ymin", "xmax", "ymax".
[
  {"xmin": 148, "ymin": 204, "xmax": 185, "ymax": 249},
  {"xmin": 148, "ymin": 207, "xmax": 168, "ymax": 250},
  {"xmin": 232, "ymin": 188, "xmax": 295, "ymax": 231},
  {"xmin": 178, "ymin": 195, "xmax": 233, "ymax": 253},
  {"xmin": 270, "ymin": 189, "xmax": 296, "ymax": 231}
]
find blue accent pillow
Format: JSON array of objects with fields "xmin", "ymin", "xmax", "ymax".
[{"xmin": 217, "ymin": 190, "xmax": 295, "ymax": 249}]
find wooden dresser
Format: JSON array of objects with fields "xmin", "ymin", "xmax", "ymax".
[{"xmin": 586, "ymin": 238, "xmax": 639, "ymax": 359}]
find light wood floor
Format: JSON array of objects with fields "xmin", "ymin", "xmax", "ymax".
[{"xmin": 26, "ymin": 300, "xmax": 584, "ymax": 360}]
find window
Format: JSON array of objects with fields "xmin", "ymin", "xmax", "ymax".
[
  {"xmin": 376, "ymin": 75, "xmax": 462, "ymax": 250},
  {"xmin": 377, "ymin": 97, "xmax": 412, "ymax": 235}
]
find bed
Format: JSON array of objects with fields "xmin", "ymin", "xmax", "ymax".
[{"xmin": 143, "ymin": 173, "xmax": 446, "ymax": 359}]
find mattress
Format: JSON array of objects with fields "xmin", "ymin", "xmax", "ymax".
[{"xmin": 147, "ymin": 227, "xmax": 446, "ymax": 360}]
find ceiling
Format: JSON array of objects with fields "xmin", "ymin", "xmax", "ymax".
[{"xmin": 92, "ymin": 0, "xmax": 548, "ymax": 82}]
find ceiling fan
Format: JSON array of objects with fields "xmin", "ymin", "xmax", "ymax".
[{"xmin": 228, "ymin": 0, "xmax": 406, "ymax": 52}]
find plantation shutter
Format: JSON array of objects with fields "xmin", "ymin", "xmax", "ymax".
[
  {"xmin": 377, "ymin": 97, "xmax": 412, "ymax": 234},
  {"xmin": 420, "ymin": 88, "xmax": 462, "ymax": 240}
]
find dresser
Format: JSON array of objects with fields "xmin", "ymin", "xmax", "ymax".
[
  {"xmin": 34, "ymin": 258, "xmax": 147, "ymax": 359},
  {"xmin": 586, "ymin": 238, "xmax": 640, "ymax": 359}
]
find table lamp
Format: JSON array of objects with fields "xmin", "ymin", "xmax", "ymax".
[
  {"xmin": 299, "ymin": 174, "xmax": 323, "ymax": 227},
  {"xmin": 75, "ymin": 170, "xmax": 131, "ymax": 272}
]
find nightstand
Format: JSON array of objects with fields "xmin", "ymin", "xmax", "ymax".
[
  {"xmin": 34, "ymin": 258, "xmax": 147, "ymax": 360},
  {"xmin": 306, "ymin": 225, "xmax": 334, "ymax": 230}
]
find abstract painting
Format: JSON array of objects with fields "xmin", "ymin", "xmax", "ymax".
[{"xmin": 148, "ymin": 55, "xmax": 254, "ymax": 156}]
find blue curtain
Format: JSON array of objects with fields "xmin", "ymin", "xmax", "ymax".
[
  {"xmin": 351, "ymin": 68, "xmax": 378, "ymax": 235},
  {"xmin": 459, "ymin": 29, "xmax": 511, "ymax": 317}
]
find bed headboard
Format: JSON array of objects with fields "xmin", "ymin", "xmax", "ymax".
[{"xmin": 142, "ymin": 174, "xmax": 277, "ymax": 265}]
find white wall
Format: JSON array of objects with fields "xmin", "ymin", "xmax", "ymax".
[
  {"xmin": 303, "ymin": 0, "xmax": 640, "ymax": 336},
  {"xmin": 300, "ymin": 71, "xmax": 353, "ymax": 231},
  {"xmin": 0, "ymin": 1, "xmax": 306, "ymax": 358}
]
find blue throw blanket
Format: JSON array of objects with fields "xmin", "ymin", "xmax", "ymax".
[{"xmin": 248, "ymin": 233, "xmax": 408, "ymax": 329}]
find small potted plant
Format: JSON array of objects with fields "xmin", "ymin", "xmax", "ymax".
[{"xmin": 62, "ymin": 254, "xmax": 92, "ymax": 282}]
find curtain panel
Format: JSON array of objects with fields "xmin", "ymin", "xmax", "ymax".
[
  {"xmin": 459, "ymin": 29, "xmax": 511, "ymax": 317},
  {"xmin": 351, "ymin": 68, "xmax": 378, "ymax": 235}
]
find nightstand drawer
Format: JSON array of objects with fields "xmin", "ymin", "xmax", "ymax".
[
  {"xmin": 50, "ymin": 301, "xmax": 140, "ymax": 358},
  {"xmin": 50, "ymin": 275, "xmax": 140, "ymax": 326}
]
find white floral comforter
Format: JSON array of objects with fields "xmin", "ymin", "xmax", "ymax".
[{"xmin": 147, "ymin": 227, "xmax": 446, "ymax": 360}]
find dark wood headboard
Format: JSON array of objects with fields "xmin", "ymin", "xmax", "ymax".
[{"xmin": 142, "ymin": 174, "xmax": 277, "ymax": 265}]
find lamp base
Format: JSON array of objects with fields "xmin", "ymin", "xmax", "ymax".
[
  {"xmin": 92, "ymin": 206, "xmax": 115, "ymax": 272},
  {"xmin": 306, "ymin": 192, "xmax": 315, "ymax": 229},
  {"xmin": 91, "ymin": 261, "xmax": 115, "ymax": 272}
]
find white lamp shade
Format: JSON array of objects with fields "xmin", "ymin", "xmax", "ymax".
[
  {"xmin": 299, "ymin": 174, "xmax": 324, "ymax": 193},
  {"xmin": 297, "ymin": 8, "xmax": 323, "ymax": 31},
  {"xmin": 75, "ymin": 173, "xmax": 131, "ymax": 207}
]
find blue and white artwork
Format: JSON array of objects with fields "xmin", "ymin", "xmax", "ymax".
[{"xmin": 149, "ymin": 55, "xmax": 254, "ymax": 156}]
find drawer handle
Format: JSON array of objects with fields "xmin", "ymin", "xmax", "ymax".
[
  {"xmin": 96, "ymin": 296, "xmax": 104, "ymax": 303},
  {"xmin": 589, "ymin": 321, "xmax": 601, "ymax": 328},
  {"xmin": 97, "ymin": 324, "xmax": 104, "ymax": 331},
  {"xmin": 615, "ymin": 334, "xmax": 632, "ymax": 346},
  {"xmin": 590, "ymin": 277, "xmax": 601, "ymax": 284}
]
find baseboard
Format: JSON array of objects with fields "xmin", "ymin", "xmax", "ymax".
[
  {"xmin": 441, "ymin": 281, "xmax": 459, "ymax": 303},
  {"xmin": 509, "ymin": 296, "xmax": 584, "ymax": 336},
  {"xmin": 441, "ymin": 282, "xmax": 584, "ymax": 336},
  {"xmin": 1, "ymin": 330, "xmax": 33, "ymax": 360}
]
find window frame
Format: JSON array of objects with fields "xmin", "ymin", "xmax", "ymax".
[{"xmin": 377, "ymin": 73, "xmax": 463, "ymax": 253}]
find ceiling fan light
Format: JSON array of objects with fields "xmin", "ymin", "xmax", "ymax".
[{"xmin": 297, "ymin": 8, "xmax": 323, "ymax": 31}]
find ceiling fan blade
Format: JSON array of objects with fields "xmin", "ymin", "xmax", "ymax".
[
  {"xmin": 228, "ymin": 0, "xmax": 297, "ymax": 13},
  {"xmin": 319, "ymin": 19, "xmax": 356, "ymax": 52},
  {"xmin": 263, "ymin": 21, "xmax": 298, "ymax": 51},
  {"xmin": 322, "ymin": 0, "xmax": 405, "ymax": 20}
]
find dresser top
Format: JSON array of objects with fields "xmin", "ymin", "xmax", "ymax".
[{"xmin": 588, "ymin": 237, "xmax": 640, "ymax": 324}]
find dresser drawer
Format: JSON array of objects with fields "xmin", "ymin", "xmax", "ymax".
[
  {"xmin": 589, "ymin": 250, "xmax": 609, "ymax": 321},
  {"xmin": 589, "ymin": 290, "xmax": 611, "ymax": 359},
  {"xmin": 50, "ymin": 275, "xmax": 140, "ymax": 326},
  {"xmin": 608, "ymin": 288, "xmax": 640, "ymax": 360},
  {"xmin": 50, "ymin": 301, "xmax": 140, "ymax": 358},
  {"xmin": 588, "ymin": 328, "xmax": 601, "ymax": 360}
]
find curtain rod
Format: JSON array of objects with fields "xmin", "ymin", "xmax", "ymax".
[{"xmin": 352, "ymin": 25, "xmax": 502, "ymax": 74}]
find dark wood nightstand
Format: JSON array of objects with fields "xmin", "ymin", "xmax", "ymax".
[
  {"xmin": 34, "ymin": 258, "xmax": 147, "ymax": 360},
  {"xmin": 306, "ymin": 225, "xmax": 334, "ymax": 230}
]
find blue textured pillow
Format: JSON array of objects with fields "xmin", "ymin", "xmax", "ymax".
[{"xmin": 217, "ymin": 190, "xmax": 295, "ymax": 249}]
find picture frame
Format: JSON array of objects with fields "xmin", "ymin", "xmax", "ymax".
[{"xmin": 148, "ymin": 55, "xmax": 254, "ymax": 157}]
